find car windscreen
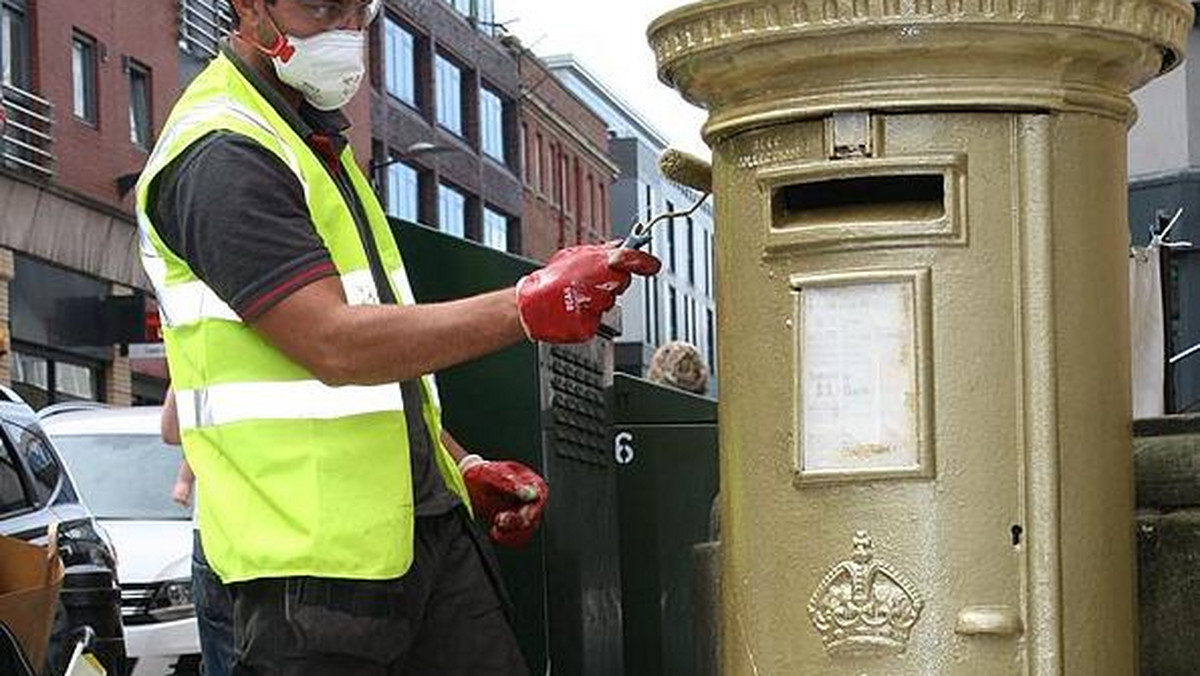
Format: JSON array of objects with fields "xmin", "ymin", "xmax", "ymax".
[{"xmin": 50, "ymin": 434, "xmax": 190, "ymax": 521}]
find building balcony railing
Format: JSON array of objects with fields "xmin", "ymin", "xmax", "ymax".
[
  {"xmin": 180, "ymin": 0, "xmax": 233, "ymax": 60},
  {"xmin": 1, "ymin": 83, "xmax": 56, "ymax": 179}
]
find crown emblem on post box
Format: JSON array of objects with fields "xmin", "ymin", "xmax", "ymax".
[{"xmin": 807, "ymin": 531, "xmax": 925, "ymax": 656}]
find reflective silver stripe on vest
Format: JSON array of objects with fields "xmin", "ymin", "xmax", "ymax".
[
  {"xmin": 341, "ymin": 270, "xmax": 380, "ymax": 306},
  {"xmin": 176, "ymin": 380, "xmax": 404, "ymax": 430},
  {"xmin": 161, "ymin": 280, "xmax": 240, "ymax": 326},
  {"xmin": 149, "ymin": 267, "xmax": 411, "ymax": 328}
]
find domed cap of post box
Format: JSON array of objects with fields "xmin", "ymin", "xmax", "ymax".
[{"xmin": 648, "ymin": 0, "xmax": 1194, "ymax": 143}]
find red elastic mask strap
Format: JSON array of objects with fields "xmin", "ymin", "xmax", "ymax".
[
  {"xmin": 235, "ymin": 10, "xmax": 295, "ymax": 63},
  {"xmin": 261, "ymin": 33, "xmax": 296, "ymax": 63}
]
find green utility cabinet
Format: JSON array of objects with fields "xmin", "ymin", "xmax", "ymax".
[
  {"xmin": 611, "ymin": 374, "xmax": 719, "ymax": 676},
  {"xmin": 393, "ymin": 220, "xmax": 625, "ymax": 676}
]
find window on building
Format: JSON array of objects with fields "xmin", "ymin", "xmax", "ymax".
[
  {"xmin": 532, "ymin": 132, "xmax": 543, "ymax": 190},
  {"xmin": 483, "ymin": 206, "xmax": 509, "ymax": 252},
  {"xmin": 435, "ymin": 54, "xmax": 463, "ymax": 136},
  {"xmin": 476, "ymin": 0, "xmax": 495, "ymax": 34},
  {"xmin": 519, "ymin": 122, "xmax": 528, "ymax": 182},
  {"xmin": 706, "ymin": 307, "xmax": 716, "ymax": 373},
  {"xmin": 72, "ymin": 31, "xmax": 99, "ymax": 124},
  {"xmin": 438, "ymin": 183, "xmax": 466, "ymax": 238},
  {"xmin": 691, "ymin": 299, "xmax": 698, "ymax": 344},
  {"xmin": 575, "ymin": 159, "xmax": 584, "ymax": 218},
  {"xmin": 686, "ymin": 300, "xmax": 696, "ymax": 343},
  {"xmin": 703, "ymin": 232, "xmax": 711, "ymax": 296},
  {"xmin": 57, "ymin": 361, "xmax": 97, "ymax": 401},
  {"xmin": 480, "ymin": 86, "xmax": 505, "ymax": 162},
  {"xmin": 597, "ymin": 182, "xmax": 607, "ymax": 238},
  {"xmin": 686, "ymin": 216, "xmax": 696, "ymax": 286},
  {"xmin": 666, "ymin": 203, "xmax": 676, "ymax": 273},
  {"xmin": 384, "ymin": 16, "xmax": 416, "ymax": 106},
  {"xmin": 561, "ymin": 155, "xmax": 571, "ymax": 215},
  {"xmin": 128, "ymin": 59, "xmax": 153, "ymax": 149},
  {"xmin": 643, "ymin": 278, "xmax": 653, "ymax": 346},
  {"xmin": 1, "ymin": 0, "xmax": 30, "ymax": 89},
  {"xmin": 450, "ymin": 0, "xmax": 470, "ymax": 15},
  {"xmin": 668, "ymin": 286, "xmax": 678, "ymax": 341},
  {"xmin": 11, "ymin": 351, "xmax": 101, "ymax": 410},
  {"xmin": 650, "ymin": 270, "xmax": 659, "ymax": 345},
  {"xmin": 584, "ymin": 174, "xmax": 594, "ymax": 231},
  {"xmin": 386, "ymin": 161, "xmax": 419, "ymax": 222},
  {"xmin": 542, "ymin": 138, "xmax": 552, "ymax": 195}
]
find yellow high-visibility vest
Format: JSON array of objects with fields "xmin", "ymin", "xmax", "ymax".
[{"xmin": 136, "ymin": 52, "xmax": 468, "ymax": 583}]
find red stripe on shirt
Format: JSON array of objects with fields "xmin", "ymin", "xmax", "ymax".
[{"xmin": 241, "ymin": 260, "xmax": 338, "ymax": 319}]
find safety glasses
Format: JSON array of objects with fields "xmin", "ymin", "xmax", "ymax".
[{"xmin": 291, "ymin": 0, "xmax": 382, "ymax": 29}]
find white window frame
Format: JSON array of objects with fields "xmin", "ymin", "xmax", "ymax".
[
  {"xmin": 384, "ymin": 16, "xmax": 416, "ymax": 106},
  {"xmin": 480, "ymin": 86, "xmax": 505, "ymax": 162},
  {"xmin": 435, "ymin": 54, "xmax": 463, "ymax": 136},
  {"xmin": 483, "ymin": 206, "xmax": 508, "ymax": 252},
  {"xmin": 386, "ymin": 161, "xmax": 419, "ymax": 223},
  {"xmin": 438, "ymin": 183, "xmax": 467, "ymax": 238},
  {"xmin": 71, "ymin": 31, "xmax": 98, "ymax": 124}
]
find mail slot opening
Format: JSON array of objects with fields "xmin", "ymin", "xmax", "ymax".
[{"xmin": 773, "ymin": 173, "xmax": 946, "ymax": 229}]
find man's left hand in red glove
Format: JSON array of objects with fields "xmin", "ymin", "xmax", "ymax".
[{"xmin": 458, "ymin": 453, "xmax": 548, "ymax": 548}]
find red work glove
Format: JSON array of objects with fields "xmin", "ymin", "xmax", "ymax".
[
  {"xmin": 459, "ymin": 454, "xmax": 549, "ymax": 548},
  {"xmin": 516, "ymin": 243, "xmax": 661, "ymax": 344}
]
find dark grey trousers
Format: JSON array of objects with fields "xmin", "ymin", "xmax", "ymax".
[{"xmin": 228, "ymin": 510, "xmax": 529, "ymax": 676}]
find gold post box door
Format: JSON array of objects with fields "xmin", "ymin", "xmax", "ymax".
[{"xmin": 716, "ymin": 109, "xmax": 1117, "ymax": 675}]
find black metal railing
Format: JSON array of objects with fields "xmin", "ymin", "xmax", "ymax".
[{"xmin": 0, "ymin": 83, "xmax": 55, "ymax": 178}]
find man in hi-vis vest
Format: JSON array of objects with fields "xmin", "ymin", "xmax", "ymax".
[{"xmin": 136, "ymin": 1, "xmax": 661, "ymax": 674}]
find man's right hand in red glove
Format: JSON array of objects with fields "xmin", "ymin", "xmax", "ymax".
[{"xmin": 516, "ymin": 243, "xmax": 661, "ymax": 344}]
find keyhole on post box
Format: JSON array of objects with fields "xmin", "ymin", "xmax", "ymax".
[{"xmin": 1011, "ymin": 525, "xmax": 1024, "ymax": 547}]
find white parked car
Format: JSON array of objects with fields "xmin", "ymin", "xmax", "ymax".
[{"xmin": 39, "ymin": 404, "xmax": 200, "ymax": 676}]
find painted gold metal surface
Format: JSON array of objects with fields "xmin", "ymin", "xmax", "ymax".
[
  {"xmin": 808, "ymin": 531, "xmax": 925, "ymax": 656},
  {"xmin": 650, "ymin": 0, "xmax": 1191, "ymax": 142},
  {"xmin": 650, "ymin": 1, "xmax": 1191, "ymax": 674},
  {"xmin": 760, "ymin": 154, "xmax": 968, "ymax": 252},
  {"xmin": 956, "ymin": 605, "xmax": 1025, "ymax": 637}
]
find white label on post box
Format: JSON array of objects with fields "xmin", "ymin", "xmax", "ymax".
[{"xmin": 801, "ymin": 281, "xmax": 918, "ymax": 474}]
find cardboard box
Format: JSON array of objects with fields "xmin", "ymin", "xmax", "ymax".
[{"xmin": 0, "ymin": 528, "xmax": 65, "ymax": 672}]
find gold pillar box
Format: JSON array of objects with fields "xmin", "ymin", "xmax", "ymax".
[{"xmin": 649, "ymin": 2, "xmax": 1192, "ymax": 675}]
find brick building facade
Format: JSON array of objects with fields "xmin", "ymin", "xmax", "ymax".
[
  {"xmin": 509, "ymin": 44, "xmax": 615, "ymax": 262},
  {"xmin": 0, "ymin": 0, "xmax": 183, "ymax": 406},
  {"xmin": 371, "ymin": 0, "xmax": 523, "ymax": 251}
]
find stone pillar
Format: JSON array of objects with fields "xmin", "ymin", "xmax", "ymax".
[{"xmin": 648, "ymin": 2, "xmax": 1192, "ymax": 674}]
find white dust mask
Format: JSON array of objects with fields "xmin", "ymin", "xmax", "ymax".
[{"xmin": 272, "ymin": 30, "xmax": 365, "ymax": 111}]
